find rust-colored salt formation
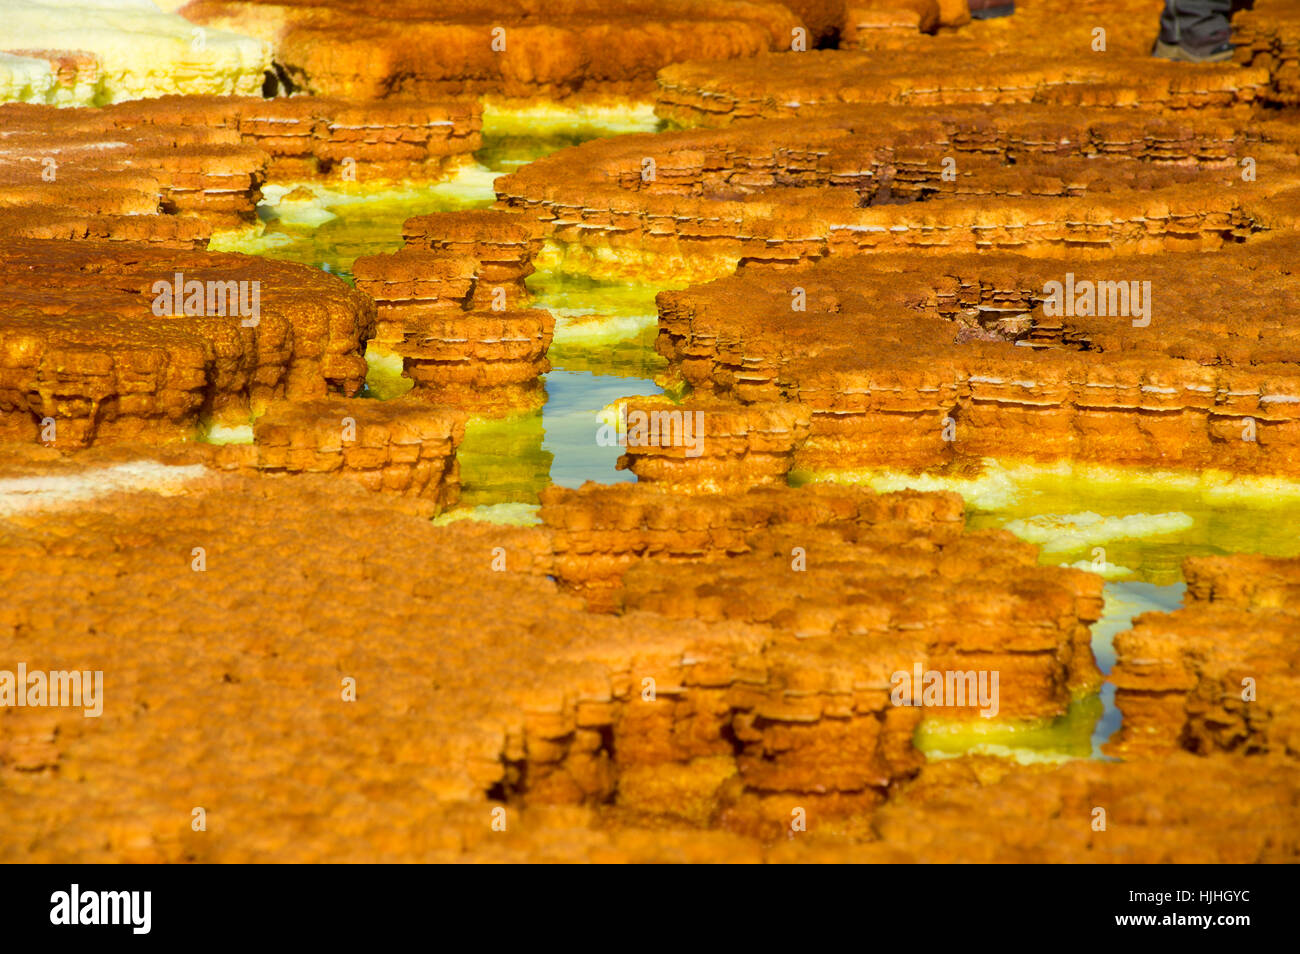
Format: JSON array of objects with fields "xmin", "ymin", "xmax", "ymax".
[
  {"xmin": 354, "ymin": 210, "xmax": 553, "ymax": 413},
  {"xmin": 841, "ymin": 0, "xmax": 940, "ymax": 45},
  {"xmin": 621, "ymin": 528, "xmax": 1101, "ymax": 722},
  {"xmin": 384, "ymin": 307, "xmax": 555, "ymax": 413},
  {"xmin": 4, "ymin": 463, "xmax": 1285, "ymax": 860},
  {"xmin": 0, "ymin": 94, "xmax": 481, "ymax": 246},
  {"xmin": 0, "ymin": 469, "xmax": 1105, "ymax": 857},
  {"xmin": 658, "ymin": 45, "xmax": 1266, "ymax": 120},
  {"xmin": 355, "ymin": 210, "xmax": 544, "ymax": 343},
  {"xmin": 542, "ymin": 482, "xmax": 1101, "ymax": 727},
  {"xmin": 114, "ymin": 94, "xmax": 483, "ymax": 181},
  {"xmin": 777, "ymin": 0, "xmax": 963, "ymax": 48},
  {"xmin": 649, "ymin": 235, "xmax": 1300, "ymax": 482},
  {"xmin": 660, "ymin": 0, "xmax": 1299, "ymax": 117},
  {"xmin": 854, "ymin": 754, "xmax": 1300, "ymax": 863},
  {"xmin": 0, "ymin": 471, "xmax": 612, "ymax": 859},
  {"xmin": 177, "ymin": 0, "xmax": 802, "ymax": 102},
  {"xmin": 1235, "ymin": 7, "xmax": 1300, "ymax": 106},
  {"xmin": 0, "ymin": 239, "xmax": 373, "ymax": 447},
  {"xmin": 1109, "ymin": 554, "xmax": 1300, "ymax": 760},
  {"xmin": 614, "ymin": 396, "xmax": 811, "ymax": 492},
  {"xmin": 214, "ymin": 396, "xmax": 466, "ymax": 509},
  {"xmin": 540, "ymin": 480, "xmax": 966, "ymax": 605},
  {"xmin": 0, "ymin": 95, "xmax": 478, "ymax": 250},
  {"xmin": 497, "ymin": 104, "xmax": 1300, "ymax": 282},
  {"xmin": 3, "ymin": 0, "xmax": 1297, "ymax": 867},
  {"xmin": 0, "ymin": 100, "xmax": 264, "ymax": 240}
]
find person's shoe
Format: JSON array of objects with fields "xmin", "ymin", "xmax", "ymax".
[
  {"xmin": 1152, "ymin": 39, "xmax": 1235, "ymax": 63},
  {"xmin": 968, "ymin": 0, "xmax": 1014, "ymax": 19}
]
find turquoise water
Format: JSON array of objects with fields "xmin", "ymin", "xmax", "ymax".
[
  {"xmin": 1090, "ymin": 580, "xmax": 1187, "ymax": 755},
  {"xmin": 541, "ymin": 369, "xmax": 663, "ymax": 489}
]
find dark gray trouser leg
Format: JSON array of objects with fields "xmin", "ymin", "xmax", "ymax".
[{"xmin": 1159, "ymin": 0, "xmax": 1234, "ymax": 51}]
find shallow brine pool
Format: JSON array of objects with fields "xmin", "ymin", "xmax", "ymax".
[{"xmin": 213, "ymin": 106, "xmax": 1300, "ymax": 765}]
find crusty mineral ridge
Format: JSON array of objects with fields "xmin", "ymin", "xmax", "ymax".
[
  {"xmin": 539, "ymin": 480, "xmax": 966, "ymax": 607},
  {"xmin": 659, "ymin": 0, "xmax": 1297, "ymax": 118},
  {"xmin": 622, "ymin": 525, "xmax": 1102, "ymax": 721},
  {"xmin": 539, "ymin": 481, "xmax": 1101, "ymax": 722},
  {"xmin": 109, "ymin": 95, "xmax": 483, "ymax": 182},
  {"xmin": 0, "ymin": 471, "xmax": 635, "ymax": 859},
  {"xmin": 214, "ymin": 396, "xmax": 466, "ymax": 508},
  {"xmin": 356, "ymin": 210, "xmax": 545, "ymax": 342},
  {"xmin": 390, "ymin": 307, "xmax": 554, "ymax": 413},
  {"xmin": 0, "ymin": 461, "xmax": 1288, "ymax": 860},
  {"xmin": 781, "ymin": 0, "xmax": 842, "ymax": 43},
  {"xmin": 841, "ymin": 0, "xmax": 939, "ymax": 44},
  {"xmin": 0, "ymin": 467, "xmax": 1103, "ymax": 858},
  {"xmin": 353, "ymin": 210, "xmax": 553, "ymax": 413},
  {"xmin": 852, "ymin": 754, "xmax": 1300, "ymax": 863},
  {"xmin": 1108, "ymin": 554, "xmax": 1300, "ymax": 760},
  {"xmin": 656, "ymin": 47, "xmax": 1267, "ymax": 122},
  {"xmin": 651, "ymin": 234, "xmax": 1300, "ymax": 479},
  {"xmin": 614, "ymin": 396, "xmax": 812, "ymax": 491},
  {"xmin": 848, "ymin": 0, "xmax": 1290, "ymax": 63},
  {"xmin": 176, "ymin": 0, "xmax": 802, "ymax": 101},
  {"xmin": 0, "ymin": 0, "xmax": 270, "ymax": 105},
  {"xmin": 541, "ymin": 482, "xmax": 1103, "ymax": 729},
  {"xmin": 0, "ymin": 101, "xmax": 264, "ymax": 240},
  {"xmin": 350, "ymin": 753, "xmax": 1300, "ymax": 860},
  {"xmin": 2, "ymin": 0, "xmax": 1292, "ymax": 866},
  {"xmin": 0, "ymin": 239, "xmax": 373, "ymax": 447},
  {"xmin": 782, "ymin": 0, "xmax": 967, "ymax": 47},
  {"xmin": 496, "ymin": 103, "xmax": 1300, "ymax": 282},
  {"xmin": 474, "ymin": 750, "xmax": 1300, "ymax": 859},
  {"xmin": 0, "ymin": 470, "xmax": 864, "ymax": 857},
  {"xmin": 0, "ymin": 95, "xmax": 480, "ymax": 246},
  {"xmin": 1235, "ymin": 5, "xmax": 1300, "ymax": 106}
]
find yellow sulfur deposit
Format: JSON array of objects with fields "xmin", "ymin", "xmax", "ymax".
[{"xmin": 0, "ymin": 0, "xmax": 270, "ymax": 104}]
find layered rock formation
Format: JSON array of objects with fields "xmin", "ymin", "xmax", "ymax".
[
  {"xmin": 657, "ymin": 47, "xmax": 1267, "ymax": 121},
  {"xmin": 620, "ymin": 527, "xmax": 1102, "ymax": 722},
  {"xmin": 176, "ymin": 0, "xmax": 802, "ymax": 102},
  {"xmin": 0, "ymin": 469, "xmax": 597, "ymax": 860},
  {"xmin": 496, "ymin": 104, "xmax": 1300, "ymax": 282},
  {"xmin": 4, "ymin": 462, "xmax": 1286, "ymax": 860},
  {"xmin": 0, "ymin": 470, "xmax": 1111, "ymax": 858},
  {"xmin": 613, "ymin": 396, "xmax": 811, "ymax": 491},
  {"xmin": 841, "ymin": 0, "xmax": 940, "ymax": 45},
  {"xmin": 660, "ymin": 0, "xmax": 1300, "ymax": 118},
  {"xmin": 541, "ymin": 482, "xmax": 1100, "ymax": 730},
  {"xmin": 116, "ymin": 94, "xmax": 483, "ymax": 181},
  {"xmin": 355, "ymin": 210, "xmax": 544, "ymax": 343},
  {"xmin": 390, "ymin": 307, "xmax": 555, "ymax": 413},
  {"xmin": 214, "ymin": 396, "xmax": 466, "ymax": 508},
  {"xmin": 0, "ymin": 94, "xmax": 483, "ymax": 248},
  {"xmin": 1109, "ymin": 554, "xmax": 1300, "ymax": 760},
  {"xmin": 855, "ymin": 753, "xmax": 1300, "ymax": 863},
  {"xmin": 0, "ymin": 100, "xmax": 264, "ymax": 240},
  {"xmin": 540, "ymin": 481, "xmax": 966, "ymax": 606},
  {"xmin": 353, "ymin": 210, "xmax": 553, "ymax": 413},
  {"xmin": 1235, "ymin": 5, "xmax": 1300, "ymax": 106},
  {"xmin": 2, "ymin": 0, "xmax": 1296, "ymax": 866},
  {"xmin": 649, "ymin": 235, "xmax": 1300, "ymax": 483},
  {"xmin": 0, "ymin": 239, "xmax": 373, "ymax": 446}
]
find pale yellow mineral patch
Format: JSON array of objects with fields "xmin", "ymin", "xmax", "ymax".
[
  {"xmin": 0, "ymin": 0, "xmax": 270, "ymax": 105},
  {"xmin": 0, "ymin": 462, "xmax": 208, "ymax": 515}
]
